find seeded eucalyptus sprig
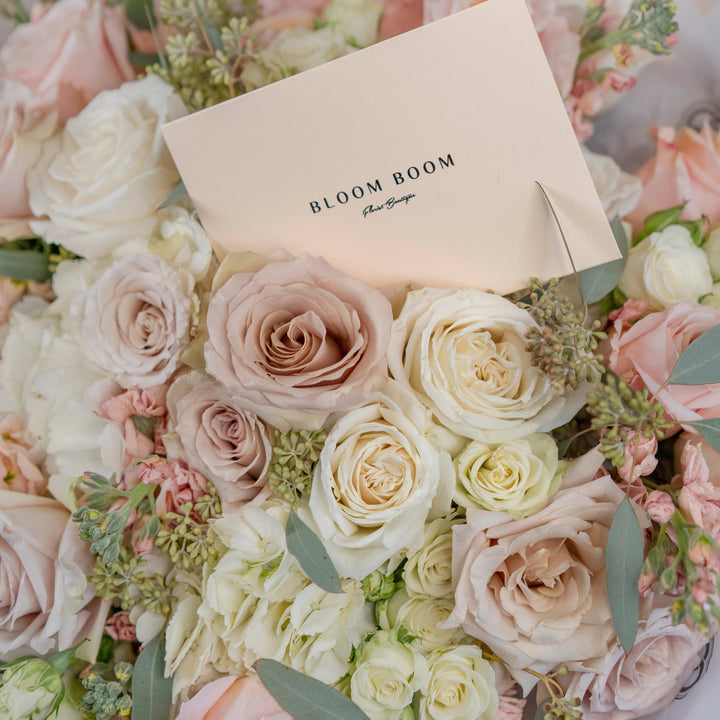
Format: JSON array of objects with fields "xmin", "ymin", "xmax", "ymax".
[
  {"xmin": 520, "ymin": 278, "xmax": 606, "ymax": 392},
  {"xmin": 268, "ymin": 429, "xmax": 326, "ymax": 506},
  {"xmin": 586, "ymin": 374, "xmax": 672, "ymax": 467}
]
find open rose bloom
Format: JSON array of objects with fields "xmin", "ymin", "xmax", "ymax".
[{"xmin": 0, "ymin": 2, "xmax": 718, "ymax": 720}]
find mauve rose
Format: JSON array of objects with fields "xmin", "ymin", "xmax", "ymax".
[
  {"xmin": 175, "ymin": 675, "xmax": 294, "ymax": 720},
  {"xmin": 0, "ymin": 491, "xmax": 106, "ymax": 661},
  {"xmin": 448, "ymin": 449, "xmax": 627, "ymax": 693},
  {"xmin": 167, "ymin": 372, "xmax": 271, "ymax": 507},
  {"xmin": 0, "ymin": 0, "xmax": 134, "ymax": 121},
  {"xmin": 607, "ymin": 301, "xmax": 720, "ymax": 427},
  {"xmin": 0, "ymin": 82, "xmax": 57, "ymax": 224},
  {"xmin": 70, "ymin": 254, "xmax": 193, "ymax": 389},
  {"xmin": 627, "ymin": 124, "xmax": 720, "ymax": 233},
  {"xmin": 0, "ymin": 416, "xmax": 46, "ymax": 495},
  {"xmin": 204, "ymin": 254, "xmax": 393, "ymax": 430},
  {"xmin": 561, "ymin": 603, "xmax": 708, "ymax": 720}
]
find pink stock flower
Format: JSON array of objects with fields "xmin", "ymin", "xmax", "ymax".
[
  {"xmin": 494, "ymin": 694, "xmax": 526, "ymax": 720},
  {"xmin": 601, "ymin": 69, "xmax": 636, "ymax": 93},
  {"xmin": 607, "ymin": 302, "xmax": 720, "ymax": 428},
  {"xmin": 155, "ymin": 462, "xmax": 210, "ymax": 518},
  {"xmin": 99, "ymin": 386, "xmax": 168, "ymax": 424},
  {"xmin": 677, "ymin": 442, "xmax": 720, "ymax": 544},
  {"xmin": 0, "ymin": 0, "xmax": 135, "ymax": 121},
  {"xmin": 617, "ymin": 431, "xmax": 658, "ymax": 485},
  {"xmin": 138, "ymin": 455, "xmax": 174, "ymax": 485},
  {"xmin": 0, "ymin": 416, "xmax": 46, "ymax": 495},
  {"xmin": 627, "ymin": 124, "xmax": 720, "ymax": 233},
  {"xmin": 104, "ymin": 612, "xmax": 137, "ymax": 642},
  {"xmin": 644, "ymin": 490, "xmax": 675, "ymax": 524}
]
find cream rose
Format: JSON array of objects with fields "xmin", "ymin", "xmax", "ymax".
[
  {"xmin": 28, "ymin": 76, "xmax": 186, "ymax": 259},
  {"xmin": 562, "ymin": 603, "xmax": 708, "ymax": 720},
  {"xmin": 448, "ymin": 450, "xmax": 626, "ymax": 693},
  {"xmin": 0, "ymin": 491, "xmax": 106, "ymax": 662},
  {"xmin": 388, "ymin": 288, "xmax": 589, "ymax": 443},
  {"xmin": 204, "ymin": 253, "xmax": 393, "ymax": 430},
  {"xmin": 619, "ymin": 225, "xmax": 713, "ymax": 310},
  {"xmin": 303, "ymin": 381, "xmax": 453, "ymax": 579},
  {"xmin": 403, "ymin": 513, "xmax": 457, "ymax": 598},
  {"xmin": 323, "ymin": 0, "xmax": 383, "ymax": 48},
  {"xmin": 70, "ymin": 253, "xmax": 192, "ymax": 388},
  {"xmin": 421, "ymin": 646, "xmax": 498, "ymax": 720},
  {"xmin": 453, "ymin": 433, "xmax": 563, "ymax": 518},
  {"xmin": 582, "ymin": 148, "xmax": 642, "ymax": 221},
  {"xmin": 703, "ymin": 225, "xmax": 720, "ymax": 279},
  {"xmin": 167, "ymin": 372, "xmax": 271, "ymax": 508},
  {"xmin": 261, "ymin": 26, "xmax": 349, "ymax": 76}
]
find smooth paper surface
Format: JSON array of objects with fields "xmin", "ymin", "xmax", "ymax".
[{"xmin": 163, "ymin": 0, "xmax": 619, "ymax": 293}]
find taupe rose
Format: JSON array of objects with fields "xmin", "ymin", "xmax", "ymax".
[
  {"xmin": 449, "ymin": 450, "xmax": 628, "ymax": 693},
  {"xmin": 167, "ymin": 371, "xmax": 271, "ymax": 507},
  {"xmin": 71, "ymin": 253, "xmax": 193, "ymax": 388},
  {"xmin": 204, "ymin": 253, "xmax": 393, "ymax": 430}
]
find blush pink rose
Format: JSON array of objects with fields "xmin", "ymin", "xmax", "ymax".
[
  {"xmin": 0, "ymin": 416, "xmax": 46, "ymax": 495},
  {"xmin": 176, "ymin": 675, "xmax": 294, "ymax": 720},
  {"xmin": 448, "ymin": 449, "xmax": 626, "ymax": 693},
  {"xmin": 607, "ymin": 301, "xmax": 720, "ymax": 427},
  {"xmin": 0, "ymin": 0, "xmax": 135, "ymax": 121},
  {"xmin": 0, "ymin": 491, "xmax": 106, "ymax": 661},
  {"xmin": 204, "ymin": 254, "xmax": 393, "ymax": 430},
  {"xmin": 627, "ymin": 124, "xmax": 720, "ymax": 233},
  {"xmin": 561, "ymin": 603, "xmax": 708, "ymax": 720},
  {"xmin": 0, "ymin": 82, "xmax": 57, "ymax": 223},
  {"xmin": 167, "ymin": 372, "xmax": 271, "ymax": 508}
]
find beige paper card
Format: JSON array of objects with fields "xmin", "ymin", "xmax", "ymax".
[{"xmin": 163, "ymin": 0, "xmax": 619, "ymax": 294}]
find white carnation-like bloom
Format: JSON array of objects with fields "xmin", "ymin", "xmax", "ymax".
[
  {"xmin": 388, "ymin": 288, "xmax": 589, "ymax": 443},
  {"xmin": 28, "ymin": 75, "xmax": 186, "ymax": 259},
  {"xmin": 303, "ymin": 381, "xmax": 454, "ymax": 579}
]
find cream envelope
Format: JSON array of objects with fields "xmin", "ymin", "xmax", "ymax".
[{"xmin": 162, "ymin": 0, "xmax": 619, "ymax": 294}]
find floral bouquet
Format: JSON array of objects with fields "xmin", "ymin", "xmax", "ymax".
[{"xmin": 0, "ymin": 1, "xmax": 718, "ymax": 720}]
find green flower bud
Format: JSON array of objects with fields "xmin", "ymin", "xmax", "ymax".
[
  {"xmin": 0, "ymin": 657, "xmax": 64, "ymax": 720},
  {"xmin": 362, "ymin": 569, "xmax": 398, "ymax": 601}
]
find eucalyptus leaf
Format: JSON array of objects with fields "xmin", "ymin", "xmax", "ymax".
[
  {"xmin": 286, "ymin": 512, "xmax": 341, "ymax": 593},
  {"xmin": 128, "ymin": 51, "xmax": 161, "ymax": 67},
  {"xmin": 256, "ymin": 659, "xmax": 370, "ymax": 720},
  {"xmin": 203, "ymin": 20, "xmax": 223, "ymax": 49},
  {"xmin": 124, "ymin": 0, "xmax": 154, "ymax": 30},
  {"xmin": 130, "ymin": 633, "xmax": 172, "ymax": 720},
  {"xmin": 157, "ymin": 180, "xmax": 188, "ymax": 210},
  {"xmin": 535, "ymin": 705, "xmax": 547, "ymax": 720},
  {"xmin": 667, "ymin": 326, "xmax": 720, "ymax": 385},
  {"xmin": 0, "ymin": 249, "xmax": 49, "ymax": 282},
  {"xmin": 580, "ymin": 219, "xmax": 628, "ymax": 303},
  {"xmin": 606, "ymin": 496, "xmax": 643, "ymax": 653},
  {"xmin": 686, "ymin": 418, "xmax": 720, "ymax": 454}
]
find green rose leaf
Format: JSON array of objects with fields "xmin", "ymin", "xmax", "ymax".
[
  {"xmin": 124, "ymin": 0, "xmax": 155, "ymax": 30},
  {"xmin": 0, "ymin": 249, "xmax": 49, "ymax": 282},
  {"xmin": 157, "ymin": 179, "xmax": 188, "ymax": 210},
  {"xmin": 667, "ymin": 326, "xmax": 720, "ymax": 385},
  {"xmin": 606, "ymin": 496, "xmax": 643, "ymax": 653},
  {"xmin": 131, "ymin": 633, "xmax": 172, "ymax": 720},
  {"xmin": 686, "ymin": 418, "xmax": 720, "ymax": 453},
  {"xmin": 636, "ymin": 203, "xmax": 685, "ymax": 243},
  {"xmin": 255, "ymin": 659, "xmax": 370, "ymax": 720},
  {"xmin": 580, "ymin": 218, "xmax": 628, "ymax": 304},
  {"xmin": 286, "ymin": 512, "xmax": 342, "ymax": 593}
]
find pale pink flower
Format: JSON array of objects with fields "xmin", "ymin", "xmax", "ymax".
[
  {"xmin": 645, "ymin": 490, "xmax": 675, "ymax": 524},
  {"xmin": 678, "ymin": 442, "xmax": 720, "ymax": 544},
  {"xmin": 0, "ymin": 0, "xmax": 135, "ymax": 121},
  {"xmin": 627, "ymin": 124, "xmax": 720, "ymax": 233},
  {"xmin": 601, "ymin": 69, "xmax": 637, "ymax": 93},
  {"xmin": 688, "ymin": 540, "xmax": 720, "ymax": 571},
  {"xmin": 0, "ymin": 416, "xmax": 46, "ymax": 495},
  {"xmin": 104, "ymin": 612, "xmax": 137, "ymax": 642},
  {"xmin": 607, "ymin": 299, "xmax": 650, "ymax": 334},
  {"xmin": 538, "ymin": 15, "xmax": 580, "ymax": 97},
  {"xmin": 175, "ymin": 675, "xmax": 294, "ymax": 720},
  {"xmin": 137, "ymin": 455, "xmax": 174, "ymax": 485},
  {"xmin": 638, "ymin": 571, "xmax": 656, "ymax": 598},
  {"xmin": 99, "ymin": 386, "xmax": 168, "ymax": 424},
  {"xmin": 617, "ymin": 431, "xmax": 658, "ymax": 485},
  {"xmin": 156, "ymin": 462, "xmax": 209, "ymax": 518},
  {"xmin": 494, "ymin": 694, "xmax": 526, "ymax": 720}
]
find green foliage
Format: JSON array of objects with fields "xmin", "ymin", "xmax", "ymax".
[
  {"xmin": 0, "ymin": 0, "xmax": 29, "ymax": 25},
  {"xmin": 520, "ymin": 278, "xmax": 606, "ymax": 392},
  {"xmin": 361, "ymin": 568, "xmax": 401, "ymax": 602},
  {"xmin": 255, "ymin": 659, "xmax": 371, "ymax": 720},
  {"xmin": 269, "ymin": 429, "xmax": 326, "ymax": 506},
  {"xmin": 285, "ymin": 511, "xmax": 341, "ymax": 593},
  {"xmin": 81, "ymin": 662, "xmax": 133, "ymax": 720},
  {"xmin": 157, "ymin": 179, "xmax": 189, "ymax": 210},
  {"xmin": 131, "ymin": 635, "xmax": 172, "ymax": 720},
  {"xmin": 634, "ymin": 203, "xmax": 685, "ymax": 243},
  {"xmin": 0, "ymin": 238, "xmax": 78, "ymax": 282},
  {"xmin": 686, "ymin": 418, "xmax": 720, "ymax": 454},
  {"xmin": 606, "ymin": 497, "xmax": 643, "ymax": 652},
  {"xmin": 667, "ymin": 326, "xmax": 720, "ymax": 385},
  {"xmin": 580, "ymin": 219, "xmax": 628, "ymax": 304}
]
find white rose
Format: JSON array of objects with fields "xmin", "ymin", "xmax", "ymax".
[
  {"xmin": 323, "ymin": 0, "xmax": 383, "ymax": 48},
  {"xmin": 70, "ymin": 253, "xmax": 193, "ymax": 388},
  {"xmin": 582, "ymin": 148, "xmax": 642, "ymax": 220},
  {"xmin": 453, "ymin": 433, "xmax": 563, "ymax": 518},
  {"xmin": 619, "ymin": 225, "xmax": 713, "ymax": 310},
  {"xmin": 421, "ymin": 646, "xmax": 498, "ymax": 720},
  {"xmin": 260, "ymin": 27, "xmax": 349, "ymax": 77},
  {"xmin": 403, "ymin": 513, "xmax": 458, "ymax": 598},
  {"xmin": 350, "ymin": 629, "xmax": 429, "ymax": 720},
  {"xmin": 28, "ymin": 76, "xmax": 186, "ymax": 259},
  {"xmin": 303, "ymin": 381, "xmax": 454, "ymax": 580},
  {"xmin": 388, "ymin": 288, "xmax": 589, "ymax": 443},
  {"xmin": 703, "ymin": 225, "xmax": 720, "ymax": 279}
]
